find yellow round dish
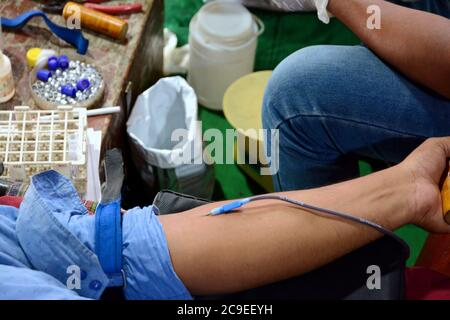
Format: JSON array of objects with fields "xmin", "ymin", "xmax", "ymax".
[
  {"xmin": 223, "ymin": 70, "xmax": 272, "ymax": 144},
  {"xmin": 223, "ymin": 70, "xmax": 274, "ymax": 192}
]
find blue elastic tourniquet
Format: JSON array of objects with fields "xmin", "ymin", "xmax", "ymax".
[
  {"xmin": 1, "ymin": 10, "xmax": 89, "ymax": 54},
  {"xmin": 95, "ymin": 198, "xmax": 124, "ymax": 287}
]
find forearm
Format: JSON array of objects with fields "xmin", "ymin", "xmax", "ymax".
[
  {"xmin": 160, "ymin": 165, "xmax": 414, "ymax": 295},
  {"xmin": 328, "ymin": 0, "xmax": 450, "ymax": 99}
]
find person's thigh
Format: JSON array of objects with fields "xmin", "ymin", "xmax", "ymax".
[{"xmin": 262, "ymin": 45, "xmax": 450, "ymax": 190}]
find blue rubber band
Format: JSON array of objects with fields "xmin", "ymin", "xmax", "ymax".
[
  {"xmin": 95, "ymin": 198, "xmax": 124, "ymax": 287},
  {"xmin": 1, "ymin": 10, "xmax": 89, "ymax": 54}
]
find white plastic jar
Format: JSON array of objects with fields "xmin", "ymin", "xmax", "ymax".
[{"xmin": 188, "ymin": 0, "xmax": 264, "ymax": 110}]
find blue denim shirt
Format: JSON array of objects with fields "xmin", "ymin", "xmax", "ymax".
[{"xmin": 0, "ymin": 170, "xmax": 192, "ymax": 300}]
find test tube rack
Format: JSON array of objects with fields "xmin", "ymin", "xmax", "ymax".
[{"xmin": 0, "ymin": 106, "xmax": 87, "ymax": 194}]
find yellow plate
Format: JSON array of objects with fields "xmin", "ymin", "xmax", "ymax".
[{"xmin": 223, "ymin": 70, "xmax": 272, "ymax": 144}]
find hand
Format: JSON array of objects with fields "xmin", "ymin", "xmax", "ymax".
[{"xmin": 399, "ymin": 138, "xmax": 450, "ymax": 233}]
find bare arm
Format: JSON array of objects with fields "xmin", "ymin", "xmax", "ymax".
[
  {"xmin": 160, "ymin": 138, "xmax": 450, "ymax": 296},
  {"xmin": 327, "ymin": 0, "xmax": 450, "ymax": 99}
]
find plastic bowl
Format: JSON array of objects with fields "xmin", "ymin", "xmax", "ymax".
[{"xmin": 29, "ymin": 54, "xmax": 105, "ymax": 110}]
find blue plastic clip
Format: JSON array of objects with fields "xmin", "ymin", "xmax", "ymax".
[{"xmin": 1, "ymin": 10, "xmax": 89, "ymax": 54}]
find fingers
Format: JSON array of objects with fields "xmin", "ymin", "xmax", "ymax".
[
  {"xmin": 422, "ymin": 137, "xmax": 450, "ymax": 158},
  {"xmin": 407, "ymin": 138, "xmax": 450, "ymax": 231},
  {"xmin": 427, "ymin": 138, "xmax": 450, "ymax": 228}
]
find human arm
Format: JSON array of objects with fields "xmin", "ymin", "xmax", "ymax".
[
  {"xmin": 160, "ymin": 138, "xmax": 450, "ymax": 296},
  {"xmin": 327, "ymin": 0, "xmax": 450, "ymax": 99}
]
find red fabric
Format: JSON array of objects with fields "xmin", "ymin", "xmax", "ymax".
[
  {"xmin": 0, "ymin": 195, "xmax": 98, "ymax": 214},
  {"xmin": 416, "ymin": 233, "xmax": 450, "ymax": 279},
  {"xmin": 0, "ymin": 196, "xmax": 23, "ymax": 208},
  {"xmin": 406, "ymin": 267, "xmax": 450, "ymax": 300}
]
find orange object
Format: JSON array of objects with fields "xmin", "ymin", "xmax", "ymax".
[
  {"xmin": 414, "ymin": 166, "xmax": 450, "ymax": 278},
  {"xmin": 441, "ymin": 167, "xmax": 450, "ymax": 224},
  {"xmin": 63, "ymin": 1, "xmax": 128, "ymax": 41}
]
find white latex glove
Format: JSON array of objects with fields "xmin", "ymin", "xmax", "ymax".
[
  {"xmin": 272, "ymin": 0, "xmax": 331, "ymax": 23},
  {"xmin": 238, "ymin": 0, "xmax": 331, "ymax": 23}
]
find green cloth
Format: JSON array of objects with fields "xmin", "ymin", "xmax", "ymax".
[{"xmin": 164, "ymin": 0, "xmax": 427, "ymax": 266}]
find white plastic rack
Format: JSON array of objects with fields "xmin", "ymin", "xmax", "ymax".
[{"xmin": 0, "ymin": 106, "xmax": 87, "ymax": 193}]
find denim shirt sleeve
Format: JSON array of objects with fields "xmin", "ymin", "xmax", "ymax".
[
  {"xmin": 0, "ymin": 205, "xmax": 87, "ymax": 300},
  {"xmin": 122, "ymin": 205, "xmax": 193, "ymax": 300},
  {"xmin": 15, "ymin": 170, "xmax": 109, "ymax": 300},
  {"xmin": 0, "ymin": 205, "xmax": 31, "ymax": 269},
  {"xmin": 0, "ymin": 265, "xmax": 91, "ymax": 300}
]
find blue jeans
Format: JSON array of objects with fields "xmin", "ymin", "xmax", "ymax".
[{"xmin": 262, "ymin": 44, "xmax": 450, "ymax": 191}]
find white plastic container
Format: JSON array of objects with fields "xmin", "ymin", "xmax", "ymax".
[
  {"xmin": 188, "ymin": 0, "xmax": 264, "ymax": 110},
  {"xmin": 0, "ymin": 20, "xmax": 15, "ymax": 103}
]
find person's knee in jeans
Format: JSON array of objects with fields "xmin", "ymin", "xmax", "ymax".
[{"xmin": 262, "ymin": 45, "xmax": 360, "ymax": 190}]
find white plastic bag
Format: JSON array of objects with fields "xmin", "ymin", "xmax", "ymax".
[{"xmin": 127, "ymin": 76, "xmax": 214, "ymax": 198}]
